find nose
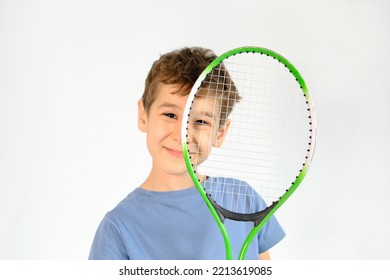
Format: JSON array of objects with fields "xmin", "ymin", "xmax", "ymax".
[{"xmin": 171, "ymin": 121, "xmax": 182, "ymax": 142}]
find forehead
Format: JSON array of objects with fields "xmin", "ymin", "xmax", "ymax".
[
  {"xmin": 189, "ymin": 97, "xmax": 222, "ymax": 124},
  {"xmin": 191, "ymin": 96, "xmax": 220, "ymax": 111},
  {"xmin": 151, "ymin": 84, "xmax": 221, "ymax": 113},
  {"xmin": 148, "ymin": 84, "xmax": 224, "ymax": 128},
  {"xmin": 151, "ymin": 84, "xmax": 188, "ymax": 108}
]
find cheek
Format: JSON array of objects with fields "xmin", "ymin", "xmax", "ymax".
[
  {"xmin": 146, "ymin": 121, "xmax": 170, "ymax": 149},
  {"xmin": 197, "ymin": 132, "xmax": 215, "ymax": 154}
]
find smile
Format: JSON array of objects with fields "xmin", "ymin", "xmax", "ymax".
[{"xmin": 164, "ymin": 147, "xmax": 184, "ymax": 159}]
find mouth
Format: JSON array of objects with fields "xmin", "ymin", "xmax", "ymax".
[{"xmin": 164, "ymin": 147, "xmax": 184, "ymax": 159}]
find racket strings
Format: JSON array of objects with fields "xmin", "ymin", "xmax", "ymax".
[{"xmin": 187, "ymin": 52, "xmax": 312, "ymax": 215}]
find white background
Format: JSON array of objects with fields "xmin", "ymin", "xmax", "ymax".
[{"xmin": 0, "ymin": 0, "xmax": 389, "ymax": 259}]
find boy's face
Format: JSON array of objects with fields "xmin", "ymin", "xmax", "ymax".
[{"xmin": 138, "ymin": 84, "xmax": 230, "ymax": 178}]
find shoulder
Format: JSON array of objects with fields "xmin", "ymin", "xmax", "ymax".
[{"xmin": 96, "ymin": 188, "xmax": 146, "ymax": 230}]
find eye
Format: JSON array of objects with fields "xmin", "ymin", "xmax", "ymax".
[
  {"xmin": 163, "ymin": 113, "xmax": 177, "ymax": 119},
  {"xmin": 194, "ymin": 119, "xmax": 210, "ymax": 126}
]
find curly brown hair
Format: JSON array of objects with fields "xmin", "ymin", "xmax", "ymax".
[{"xmin": 141, "ymin": 47, "xmax": 240, "ymax": 126}]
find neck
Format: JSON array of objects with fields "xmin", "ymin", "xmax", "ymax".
[{"xmin": 140, "ymin": 168, "xmax": 196, "ymax": 192}]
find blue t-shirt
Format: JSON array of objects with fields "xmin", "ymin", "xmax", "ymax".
[{"xmin": 89, "ymin": 177, "xmax": 285, "ymax": 260}]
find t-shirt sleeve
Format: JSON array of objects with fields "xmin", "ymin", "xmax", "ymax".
[
  {"xmin": 88, "ymin": 214, "xmax": 129, "ymax": 260},
  {"xmin": 257, "ymin": 215, "xmax": 286, "ymax": 254}
]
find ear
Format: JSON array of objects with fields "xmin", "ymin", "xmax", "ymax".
[
  {"xmin": 213, "ymin": 119, "xmax": 231, "ymax": 148},
  {"xmin": 137, "ymin": 99, "xmax": 148, "ymax": 132}
]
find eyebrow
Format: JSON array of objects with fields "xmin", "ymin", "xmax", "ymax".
[
  {"xmin": 203, "ymin": 111, "xmax": 216, "ymax": 119},
  {"xmin": 191, "ymin": 110, "xmax": 217, "ymax": 120},
  {"xmin": 158, "ymin": 102, "xmax": 182, "ymax": 110}
]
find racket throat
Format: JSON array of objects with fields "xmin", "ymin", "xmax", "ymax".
[{"xmin": 207, "ymin": 196, "xmax": 278, "ymax": 227}]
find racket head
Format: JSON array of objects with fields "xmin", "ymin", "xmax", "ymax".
[{"xmin": 181, "ymin": 46, "xmax": 316, "ymax": 258}]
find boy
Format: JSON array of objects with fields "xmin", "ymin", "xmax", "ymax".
[{"xmin": 89, "ymin": 47, "xmax": 285, "ymax": 260}]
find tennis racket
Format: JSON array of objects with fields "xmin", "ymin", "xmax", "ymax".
[{"xmin": 181, "ymin": 46, "xmax": 316, "ymax": 260}]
